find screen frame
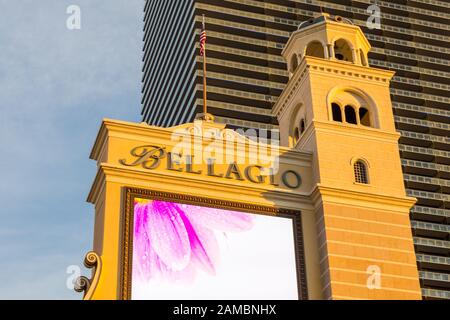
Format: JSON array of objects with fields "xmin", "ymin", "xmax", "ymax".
[{"xmin": 120, "ymin": 187, "xmax": 308, "ymax": 300}]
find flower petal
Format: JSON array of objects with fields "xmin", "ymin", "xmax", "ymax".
[
  {"xmin": 146, "ymin": 201, "xmax": 191, "ymax": 271},
  {"xmin": 177, "ymin": 206, "xmax": 219, "ymax": 276},
  {"xmin": 180, "ymin": 204, "xmax": 254, "ymax": 232},
  {"xmin": 133, "ymin": 203, "xmax": 152, "ymax": 281}
]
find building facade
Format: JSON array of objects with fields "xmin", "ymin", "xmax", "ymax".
[{"xmin": 141, "ymin": 0, "xmax": 449, "ymax": 299}]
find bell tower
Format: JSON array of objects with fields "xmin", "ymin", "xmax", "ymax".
[{"xmin": 274, "ymin": 13, "xmax": 422, "ymax": 300}]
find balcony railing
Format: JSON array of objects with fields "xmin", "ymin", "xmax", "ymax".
[
  {"xmin": 420, "ymin": 271, "xmax": 450, "ymax": 283},
  {"xmin": 414, "ymin": 237, "xmax": 450, "ymax": 250},
  {"xmin": 412, "ymin": 221, "xmax": 450, "ymax": 234},
  {"xmin": 417, "ymin": 254, "xmax": 450, "ymax": 268},
  {"xmin": 393, "ymin": 102, "xmax": 450, "ymax": 118},
  {"xmin": 400, "ymin": 145, "xmax": 450, "ymax": 160},
  {"xmin": 407, "ymin": 189, "xmax": 450, "ymax": 203},
  {"xmin": 395, "ymin": 116, "xmax": 450, "ymax": 132},
  {"xmin": 399, "ymin": 131, "xmax": 449, "ymax": 146},
  {"xmin": 405, "ymin": 174, "xmax": 450, "ymax": 188},
  {"xmin": 422, "ymin": 288, "xmax": 450, "ymax": 300},
  {"xmin": 402, "ymin": 159, "xmax": 449, "ymax": 173},
  {"xmin": 411, "ymin": 206, "xmax": 450, "ymax": 219}
]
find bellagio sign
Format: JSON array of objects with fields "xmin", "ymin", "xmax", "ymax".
[
  {"xmin": 77, "ymin": 119, "xmax": 312, "ymax": 301},
  {"xmin": 120, "ymin": 145, "xmax": 303, "ymax": 190}
]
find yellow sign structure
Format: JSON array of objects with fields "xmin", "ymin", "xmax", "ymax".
[
  {"xmin": 77, "ymin": 14, "xmax": 422, "ymax": 300},
  {"xmin": 78, "ymin": 119, "xmax": 315, "ymax": 300}
]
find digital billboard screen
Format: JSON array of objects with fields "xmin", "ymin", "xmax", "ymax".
[{"xmin": 130, "ymin": 198, "xmax": 302, "ymax": 300}]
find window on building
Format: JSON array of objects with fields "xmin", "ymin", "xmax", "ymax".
[
  {"xmin": 354, "ymin": 161, "xmax": 369, "ymax": 184},
  {"xmin": 329, "ymin": 90, "xmax": 378, "ymax": 128},
  {"xmin": 359, "ymin": 107, "xmax": 371, "ymax": 127},
  {"xmin": 332, "ymin": 103, "xmax": 343, "ymax": 122},
  {"xmin": 300, "ymin": 119, "xmax": 306, "ymax": 134},
  {"xmin": 306, "ymin": 41, "xmax": 325, "ymax": 59},
  {"xmin": 345, "ymin": 105, "xmax": 358, "ymax": 124},
  {"xmin": 334, "ymin": 39, "xmax": 354, "ymax": 63}
]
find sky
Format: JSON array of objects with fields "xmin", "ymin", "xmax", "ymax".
[{"xmin": 0, "ymin": 0, "xmax": 145, "ymax": 299}]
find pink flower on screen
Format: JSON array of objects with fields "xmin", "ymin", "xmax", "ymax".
[{"xmin": 133, "ymin": 200, "xmax": 254, "ymax": 283}]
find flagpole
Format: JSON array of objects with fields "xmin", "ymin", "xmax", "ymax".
[{"xmin": 202, "ymin": 14, "xmax": 208, "ymax": 116}]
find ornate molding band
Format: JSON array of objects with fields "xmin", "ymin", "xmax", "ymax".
[{"xmin": 75, "ymin": 251, "xmax": 102, "ymax": 300}]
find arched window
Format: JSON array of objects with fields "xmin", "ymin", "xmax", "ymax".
[
  {"xmin": 332, "ymin": 103, "xmax": 343, "ymax": 122},
  {"xmin": 306, "ymin": 41, "xmax": 325, "ymax": 59},
  {"xmin": 359, "ymin": 107, "xmax": 371, "ymax": 127},
  {"xmin": 354, "ymin": 161, "xmax": 369, "ymax": 184},
  {"xmin": 300, "ymin": 119, "xmax": 306, "ymax": 134},
  {"xmin": 290, "ymin": 54, "xmax": 299, "ymax": 73},
  {"xmin": 328, "ymin": 88, "xmax": 379, "ymax": 128},
  {"xmin": 345, "ymin": 105, "xmax": 357, "ymax": 124},
  {"xmin": 334, "ymin": 39, "xmax": 354, "ymax": 63}
]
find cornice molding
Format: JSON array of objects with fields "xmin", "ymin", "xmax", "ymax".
[
  {"xmin": 272, "ymin": 57, "xmax": 395, "ymax": 119},
  {"xmin": 88, "ymin": 164, "xmax": 315, "ymax": 211},
  {"xmin": 87, "ymin": 167, "xmax": 106, "ymax": 204},
  {"xmin": 313, "ymin": 121, "xmax": 401, "ymax": 143},
  {"xmin": 311, "ymin": 185, "xmax": 417, "ymax": 213},
  {"xmin": 90, "ymin": 119, "xmax": 312, "ymax": 163},
  {"xmin": 307, "ymin": 57, "xmax": 395, "ymax": 81}
]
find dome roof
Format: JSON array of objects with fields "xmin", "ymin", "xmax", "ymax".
[{"xmin": 298, "ymin": 13, "xmax": 354, "ymax": 30}]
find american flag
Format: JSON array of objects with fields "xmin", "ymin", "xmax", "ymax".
[{"xmin": 200, "ymin": 25, "xmax": 207, "ymax": 56}]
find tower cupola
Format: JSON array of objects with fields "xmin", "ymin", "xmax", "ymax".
[{"xmin": 284, "ymin": 13, "xmax": 371, "ymax": 78}]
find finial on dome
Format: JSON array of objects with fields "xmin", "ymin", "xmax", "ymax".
[{"xmin": 313, "ymin": 7, "xmax": 330, "ymax": 19}]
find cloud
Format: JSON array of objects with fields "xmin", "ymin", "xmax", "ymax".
[{"xmin": 0, "ymin": 0, "xmax": 145, "ymax": 299}]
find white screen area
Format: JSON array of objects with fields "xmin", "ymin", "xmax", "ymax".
[{"xmin": 131, "ymin": 200, "xmax": 299, "ymax": 300}]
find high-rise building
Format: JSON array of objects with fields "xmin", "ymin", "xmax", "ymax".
[{"xmin": 141, "ymin": 0, "xmax": 450, "ymax": 299}]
